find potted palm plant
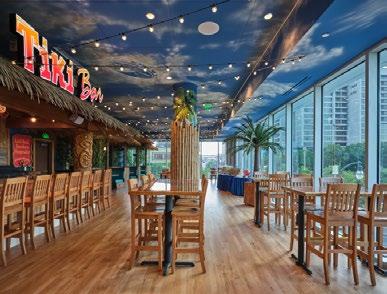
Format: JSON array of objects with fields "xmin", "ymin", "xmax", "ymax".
[{"xmin": 224, "ymin": 116, "xmax": 284, "ymax": 172}]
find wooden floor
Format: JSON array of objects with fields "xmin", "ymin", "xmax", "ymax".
[{"xmin": 1, "ymin": 180, "xmax": 386, "ymax": 294}]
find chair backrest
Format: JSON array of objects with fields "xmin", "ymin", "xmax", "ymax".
[
  {"xmin": 148, "ymin": 173, "xmax": 156, "ymax": 183},
  {"xmin": 68, "ymin": 171, "xmax": 82, "ymax": 195},
  {"xmin": 294, "ymin": 173, "xmax": 313, "ymax": 178},
  {"xmin": 1, "ymin": 176, "xmax": 28, "ymax": 209},
  {"xmin": 290, "ymin": 176, "xmax": 313, "ymax": 187},
  {"xmin": 267, "ymin": 173, "xmax": 289, "ymax": 193},
  {"xmin": 141, "ymin": 175, "xmax": 150, "ymax": 190},
  {"xmin": 102, "ymin": 169, "xmax": 112, "ymax": 187},
  {"xmin": 253, "ymin": 171, "xmax": 268, "ymax": 178},
  {"xmin": 127, "ymin": 178, "xmax": 141, "ymax": 211},
  {"xmin": 276, "ymin": 171, "xmax": 291, "ymax": 177},
  {"xmin": 31, "ymin": 174, "xmax": 52, "ymax": 204},
  {"xmin": 81, "ymin": 170, "xmax": 93, "ymax": 192},
  {"xmin": 325, "ymin": 183, "xmax": 360, "ymax": 216},
  {"xmin": 92, "ymin": 170, "xmax": 103, "ymax": 190},
  {"xmin": 319, "ymin": 176, "xmax": 343, "ymax": 187},
  {"xmin": 52, "ymin": 173, "xmax": 68, "ymax": 199},
  {"xmin": 128, "ymin": 178, "xmax": 140, "ymax": 192},
  {"xmin": 369, "ymin": 184, "xmax": 387, "ymax": 218}
]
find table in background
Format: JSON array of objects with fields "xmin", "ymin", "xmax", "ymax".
[
  {"xmin": 230, "ymin": 177, "xmax": 252, "ymax": 196},
  {"xmin": 217, "ymin": 174, "xmax": 234, "ymax": 192},
  {"xmin": 250, "ymin": 177, "xmax": 269, "ymax": 227}
]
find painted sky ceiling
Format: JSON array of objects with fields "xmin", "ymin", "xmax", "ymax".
[{"xmin": 0, "ymin": 0, "xmax": 386, "ymax": 140}]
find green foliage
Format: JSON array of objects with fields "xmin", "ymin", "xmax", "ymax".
[
  {"xmin": 55, "ymin": 135, "xmax": 73, "ymax": 170},
  {"xmin": 224, "ymin": 116, "xmax": 284, "ymax": 171},
  {"xmin": 92, "ymin": 137, "xmax": 107, "ymax": 168},
  {"xmin": 173, "ymin": 87, "xmax": 197, "ymax": 124},
  {"xmin": 202, "ymin": 159, "xmax": 217, "ymax": 177}
]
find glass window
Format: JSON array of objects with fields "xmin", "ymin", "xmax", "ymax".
[
  {"xmin": 291, "ymin": 93, "xmax": 314, "ymax": 175},
  {"xmin": 272, "ymin": 109, "xmax": 286, "ymax": 172},
  {"xmin": 147, "ymin": 140, "xmax": 170, "ymax": 176},
  {"xmin": 321, "ymin": 62, "xmax": 365, "ymax": 183},
  {"xmin": 379, "ymin": 50, "xmax": 387, "ymax": 183}
]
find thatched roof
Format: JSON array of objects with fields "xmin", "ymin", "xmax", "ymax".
[{"xmin": 0, "ymin": 56, "xmax": 139, "ymax": 136}]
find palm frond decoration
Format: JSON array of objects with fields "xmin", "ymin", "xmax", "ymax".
[
  {"xmin": 173, "ymin": 87, "xmax": 197, "ymax": 125},
  {"xmin": 224, "ymin": 116, "xmax": 284, "ymax": 171}
]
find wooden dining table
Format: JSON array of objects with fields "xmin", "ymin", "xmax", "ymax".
[
  {"xmin": 128, "ymin": 178, "xmax": 203, "ymax": 276},
  {"xmin": 284, "ymin": 185, "xmax": 371, "ymax": 275}
]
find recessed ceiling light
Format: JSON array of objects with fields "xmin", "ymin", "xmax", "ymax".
[
  {"xmin": 166, "ymin": 76, "xmax": 172, "ymax": 80},
  {"xmin": 264, "ymin": 13, "xmax": 272, "ymax": 20},
  {"xmin": 321, "ymin": 32, "xmax": 330, "ymax": 38},
  {"xmin": 198, "ymin": 21, "xmax": 219, "ymax": 36},
  {"xmin": 146, "ymin": 13, "xmax": 155, "ymax": 20}
]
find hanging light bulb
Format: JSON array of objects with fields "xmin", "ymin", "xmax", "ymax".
[
  {"xmin": 291, "ymin": 59, "xmax": 295, "ymax": 64},
  {"xmin": 187, "ymin": 65, "xmax": 192, "ymax": 71},
  {"xmin": 120, "ymin": 65, "xmax": 124, "ymax": 71},
  {"xmin": 95, "ymin": 40, "xmax": 100, "ymax": 47},
  {"xmin": 281, "ymin": 58, "xmax": 285, "ymax": 63},
  {"xmin": 166, "ymin": 66, "xmax": 170, "ymax": 72},
  {"xmin": 179, "ymin": 15, "xmax": 184, "ymax": 24},
  {"xmin": 94, "ymin": 65, "xmax": 99, "ymax": 71},
  {"xmin": 272, "ymin": 66, "xmax": 276, "ymax": 70},
  {"xmin": 121, "ymin": 33, "xmax": 127, "ymax": 41},
  {"xmin": 211, "ymin": 4, "xmax": 217, "ymax": 13},
  {"xmin": 298, "ymin": 56, "xmax": 303, "ymax": 62},
  {"xmin": 234, "ymin": 75, "xmax": 240, "ymax": 80},
  {"xmin": 208, "ymin": 64, "xmax": 213, "ymax": 70},
  {"xmin": 143, "ymin": 67, "xmax": 147, "ymax": 72},
  {"xmin": 228, "ymin": 63, "xmax": 232, "ymax": 68},
  {"xmin": 246, "ymin": 61, "xmax": 251, "ymax": 67},
  {"xmin": 218, "ymin": 80, "xmax": 222, "ymax": 85},
  {"xmin": 71, "ymin": 47, "xmax": 76, "ymax": 54},
  {"xmin": 264, "ymin": 61, "xmax": 269, "ymax": 66},
  {"xmin": 148, "ymin": 24, "xmax": 154, "ymax": 32}
]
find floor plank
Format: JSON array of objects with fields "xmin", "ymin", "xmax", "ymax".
[{"xmin": 0, "ymin": 180, "xmax": 386, "ymax": 293}]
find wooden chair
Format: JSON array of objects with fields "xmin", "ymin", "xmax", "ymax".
[
  {"xmin": 100, "ymin": 168, "xmax": 112, "ymax": 210},
  {"xmin": 305, "ymin": 183, "xmax": 360, "ymax": 285},
  {"xmin": 79, "ymin": 170, "xmax": 93, "ymax": 222},
  {"xmin": 209, "ymin": 168, "xmax": 217, "ymax": 180},
  {"xmin": 260, "ymin": 173, "xmax": 289, "ymax": 231},
  {"xmin": 25, "ymin": 174, "xmax": 51, "ymax": 250},
  {"xmin": 357, "ymin": 184, "xmax": 387, "ymax": 286},
  {"xmin": 90, "ymin": 170, "xmax": 103, "ymax": 216},
  {"xmin": 66, "ymin": 171, "xmax": 81, "ymax": 230},
  {"xmin": 253, "ymin": 171, "xmax": 268, "ymax": 178},
  {"xmin": 0, "ymin": 176, "xmax": 28, "ymax": 266},
  {"xmin": 50, "ymin": 173, "xmax": 68, "ymax": 238},
  {"xmin": 127, "ymin": 178, "xmax": 164, "ymax": 270},
  {"xmin": 287, "ymin": 176, "xmax": 314, "ymax": 251},
  {"xmin": 294, "ymin": 173, "xmax": 313, "ymax": 178},
  {"xmin": 171, "ymin": 176, "xmax": 208, "ymax": 274}
]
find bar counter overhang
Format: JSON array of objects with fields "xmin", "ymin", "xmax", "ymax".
[{"xmin": 0, "ymin": 55, "xmax": 143, "ymax": 146}]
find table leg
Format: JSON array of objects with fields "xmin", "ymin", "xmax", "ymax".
[
  {"xmin": 254, "ymin": 182, "xmax": 261, "ymax": 227},
  {"xmin": 290, "ymin": 194, "xmax": 312, "ymax": 275}
]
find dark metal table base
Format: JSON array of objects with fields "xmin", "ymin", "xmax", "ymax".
[
  {"xmin": 141, "ymin": 260, "xmax": 195, "ymax": 276},
  {"xmin": 361, "ymin": 259, "xmax": 387, "ymax": 276},
  {"xmin": 254, "ymin": 181, "xmax": 262, "ymax": 227},
  {"xmin": 291, "ymin": 253, "xmax": 312, "ymax": 275}
]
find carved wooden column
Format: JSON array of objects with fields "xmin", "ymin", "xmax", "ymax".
[{"xmin": 73, "ymin": 130, "xmax": 93, "ymax": 172}]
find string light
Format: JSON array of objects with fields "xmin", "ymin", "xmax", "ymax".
[
  {"xmin": 94, "ymin": 65, "xmax": 99, "ymax": 71},
  {"xmin": 94, "ymin": 40, "xmax": 100, "ymax": 47},
  {"xmin": 209, "ymin": 64, "xmax": 213, "ymax": 70},
  {"xmin": 187, "ymin": 65, "xmax": 192, "ymax": 71},
  {"xmin": 211, "ymin": 4, "xmax": 217, "ymax": 13},
  {"xmin": 148, "ymin": 24, "xmax": 154, "ymax": 32},
  {"xmin": 166, "ymin": 66, "xmax": 170, "ymax": 72},
  {"xmin": 120, "ymin": 65, "xmax": 124, "ymax": 71},
  {"xmin": 179, "ymin": 15, "xmax": 184, "ymax": 24},
  {"xmin": 71, "ymin": 47, "xmax": 76, "ymax": 54},
  {"xmin": 121, "ymin": 33, "xmax": 127, "ymax": 41},
  {"xmin": 228, "ymin": 63, "xmax": 232, "ymax": 68}
]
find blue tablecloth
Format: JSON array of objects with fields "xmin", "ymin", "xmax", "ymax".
[
  {"xmin": 230, "ymin": 177, "xmax": 252, "ymax": 196},
  {"xmin": 217, "ymin": 174, "xmax": 234, "ymax": 192}
]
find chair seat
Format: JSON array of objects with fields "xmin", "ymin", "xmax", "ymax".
[{"xmin": 135, "ymin": 206, "xmax": 164, "ymax": 214}]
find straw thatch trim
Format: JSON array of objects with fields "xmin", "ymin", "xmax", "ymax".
[{"xmin": 0, "ymin": 56, "xmax": 139, "ymax": 136}]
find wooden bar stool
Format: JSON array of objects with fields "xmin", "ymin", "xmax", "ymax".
[
  {"xmin": 50, "ymin": 173, "xmax": 68, "ymax": 238},
  {"xmin": 24, "ymin": 174, "xmax": 52, "ymax": 249},
  {"xmin": 127, "ymin": 178, "xmax": 164, "ymax": 270},
  {"xmin": 357, "ymin": 184, "xmax": 387, "ymax": 286},
  {"xmin": 171, "ymin": 177, "xmax": 208, "ymax": 274},
  {"xmin": 1, "ymin": 176, "xmax": 28, "ymax": 266},
  {"xmin": 90, "ymin": 170, "xmax": 102, "ymax": 216},
  {"xmin": 66, "ymin": 171, "xmax": 81, "ymax": 230},
  {"xmin": 100, "ymin": 169, "xmax": 112, "ymax": 210},
  {"xmin": 79, "ymin": 170, "xmax": 93, "ymax": 222}
]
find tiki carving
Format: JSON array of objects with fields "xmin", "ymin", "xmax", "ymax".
[{"xmin": 74, "ymin": 130, "xmax": 93, "ymax": 171}]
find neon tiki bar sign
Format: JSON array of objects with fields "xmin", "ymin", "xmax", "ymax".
[{"xmin": 11, "ymin": 14, "xmax": 103, "ymax": 103}]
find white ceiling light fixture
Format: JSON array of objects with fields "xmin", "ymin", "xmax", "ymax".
[
  {"xmin": 198, "ymin": 21, "xmax": 219, "ymax": 36},
  {"xmin": 321, "ymin": 32, "xmax": 330, "ymax": 38},
  {"xmin": 146, "ymin": 13, "xmax": 155, "ymax": 20},
  {"xmin": 264, "ymin": 13, "xmax": 273, "ymax": 20}
]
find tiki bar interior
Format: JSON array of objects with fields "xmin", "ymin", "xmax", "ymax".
[{"xmin": 0, "ymin": 1, "xmax": 387, "ymax": 293}]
